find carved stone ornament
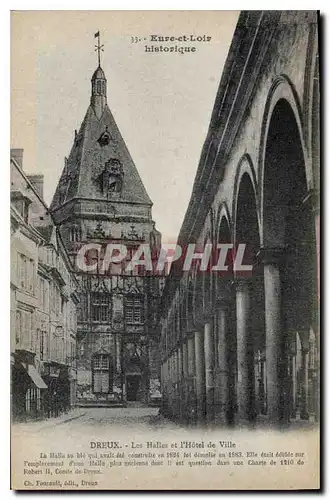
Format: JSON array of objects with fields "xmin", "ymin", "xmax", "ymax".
[{"xmin": 97, "ymin": 158, "xmax": 124, "ymax": 195}]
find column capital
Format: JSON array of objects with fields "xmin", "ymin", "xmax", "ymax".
[
  {"xmin": 256, "ymin": 247, "xmax": 286, "ymax": 266},
  {"xmin": 234, "ymin": 276, "xmax": 252, "ymax": 293}
]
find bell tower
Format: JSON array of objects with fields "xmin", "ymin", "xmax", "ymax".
[
  {"xmin": 91, "ymin": 66, "xmax": 107, "ymax": 119},
  {"xmin": 50, "ymin": 33, "xmax": 162, "ymax": 408}
]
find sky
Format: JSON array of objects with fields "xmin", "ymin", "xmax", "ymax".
[{"xmin": 11, "ymin": 11, "xmax": 239, "ymax": 242}]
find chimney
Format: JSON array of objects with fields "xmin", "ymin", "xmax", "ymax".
[
  {"xmin": 27, "ymin": 174, "xmax": 44, "ymax": 199},
  {"xmin": 11, "ymin": 149, "xmax": 24, "ymax": 169}
]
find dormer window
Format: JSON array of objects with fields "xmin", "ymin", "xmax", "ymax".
[
  {"xmin": 97, "ymin": 126, "xmax": 111, "ymax": 147},
  {"xmin": 11, "ymin": 190, "xmax": 32, "ymax": 224}
]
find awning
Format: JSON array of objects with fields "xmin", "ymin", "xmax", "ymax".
[{"xmin": 22, "ymin": 363, "xmax": 48, "ymax": 389}]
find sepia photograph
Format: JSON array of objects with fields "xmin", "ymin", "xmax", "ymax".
[{"xmin": 10, "ymin": 10, "xmax": 320, "ymax": 490}]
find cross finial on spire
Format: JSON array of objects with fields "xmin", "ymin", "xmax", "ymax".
[{"xmin": 94, "ymin": 31, "xmax": 104, "ymax": 67}]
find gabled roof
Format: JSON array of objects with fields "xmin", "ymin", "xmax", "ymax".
[{"xmin": 50, "ymin": 102, "xmax": 152, "ymax": 211}]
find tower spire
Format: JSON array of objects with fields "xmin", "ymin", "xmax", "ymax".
[
  {"xmin": 94, "ymin": 31, "xmax": 104, "ymax": 67},
  {"xmin": 91, "ymin": 32, "xmax": 107, "ymax": 119}
]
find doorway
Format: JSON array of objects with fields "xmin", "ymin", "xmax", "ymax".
[{"xmin": 126, "ymin": 375, "xmax": 141, "ymax": 401}]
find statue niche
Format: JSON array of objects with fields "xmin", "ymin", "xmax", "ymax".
[{"xmin": 98, "ymin": 158, "xmax": 124, "ymax": 196}]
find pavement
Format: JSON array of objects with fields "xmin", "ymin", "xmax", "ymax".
[
  {"xmin": 11, "ymin": 406, "xmax": 180, "ymax": 436},
  {"xmin": 12, "ymin": 407, "xmax": 88, "ymax": 432},
  {"xmin": 12, "ymin": 406, "xmax": 317, "ymax": 435}
]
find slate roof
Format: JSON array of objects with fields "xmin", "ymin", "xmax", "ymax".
[
  {"xmin": 36, "ymin": 224, "xmax": 54, "ymax": 243},
  {"xmin": 50, "ymin": 69, "xmax": 152, "ymax": 211}
]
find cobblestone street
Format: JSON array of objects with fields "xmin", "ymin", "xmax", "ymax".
[
  {"xmin": 58, "ymin": 406, "xmax": 172, "ymax": 429},
  {"xmin": 12, "ymin": 404, "xmax": 316, "ymax": 438},
  {"xmin": 12, "ymin": 405, "xmax": 182, "ymax": 438}
]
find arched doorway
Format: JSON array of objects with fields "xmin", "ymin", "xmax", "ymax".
[{"xmin": 262, "ymin": 98, "xmax": 317, "ymax": 424}]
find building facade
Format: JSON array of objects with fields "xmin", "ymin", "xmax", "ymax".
[
  {"xmin": 159, "ymin": 11, "xmax": 319, "ymax": 427},
  {"xmin": 11, "ymin": 150, "xmax": 79, "ymax": 420},
  {"xmin": 50, "ymin": 60, "xmax": 162, "ymax": 406}
]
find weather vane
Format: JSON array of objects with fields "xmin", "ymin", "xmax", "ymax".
[{"xmin": 94, "ymin": 31, "xmax": 104, "ymax": 67}]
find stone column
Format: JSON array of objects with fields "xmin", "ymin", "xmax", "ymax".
[
  {"xmin": 262, "ymin": 249, "xmax": 284, "ymax": 424},
  {"xmin": 166, "ymin": 358, "xmax": 170, "ymax": 416},
  {"xmin": 173, "ymin": 353, "xmax": 177, "ymax": 417},
  {"xmin": 313, "ymin": 199, "xmax": 320, "ymax": 423},
  {"xmin": 182, "ymin": 341, "xmax": 188, "ymax": 422},
  {"xmin": 172, "ymin": 353, "xmax": 176, "ymax": 418},
  {"xmin": 187, "ymin": 335, "xmax": 196, "ymax": 423},
  {"xmin": 236, "ymin": 278, "xmax": 253, "ymax": 422},
  {"xmin": 168, "ymin": 354, "xmax": 174, "ymax": 415},
  {"xmin": 177, "ymin": 347, "xmax": 182, "ymax": 383},
  {"xmin": 177, "ymin": 347, "xmax": 182, "ymax": 421},
  {"xmin": 195, "ymin": 330, "xmax": 206, "ymax": 422},
  {"xmin": 291, "ymin": 354, "xmax": 297, "ymax": 418},
  {"xmin": 303, "ymin": 190, "xmax": 320, "ymax": 421},
  {"xmin": 204, "ymin": 322, "xmax": 215, "ymax": 422},
  {"xmin": 216, "ymin": 302, "xmax": 228, "ymax": 421},
  {"xmin": 187, "ymin": 336, "xmax": 195, "ymax": 376},
  {"xmin": 183, "ymin": 341, "xmax": 188, "ymax": 379},
  {"xmin": 300, "ymin": 348, "xmax": 309, "ymax": 420}
]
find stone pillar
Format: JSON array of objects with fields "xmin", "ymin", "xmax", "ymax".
[
  {"xmin": 169, "ymin": 356, "xmax": 173, "ymax": 414},
  {"xmin": 303, "ymin": 190, "xmax": 320, "ymax": 421},
  {"xmin": 236, "ymin": 278, "xmax": 254, "ymax": 422},
  {"xmin": 183, "ymin": 341, "xmax": 188, "ymax": 378},
  {"xmin": 182, "ymin": 341, "xmax": 188, "ymax": 422},
  {"xmin": 177, "ymin": 347, "xmax": 182, "ymax": 383},
  {"xmin": 166, "ymin": 357, "xmax": 170, "ymax": 411},
  {"xmin": 176, "ymin": 350, "xmax": 180, "ymax": 419},
  {"xmin": 300, "ymin": 349, "xmax": 309, "ymax": 420},
  {"xmin": 204, "ymin": 322, "xmax": 214, "ymax": 422},
  {"xmin": 195, "ymin": 330, "xmax": 206, "ymax": 422},
  {"xmin": 291, "ymin": 354, "xmax": 297, "ymax": 418},
  {"xmin": 177, "ymin": 347, "xmax": 182, "ymax": 421},
  {"xmin": 262, "ymin": 249, "xmax": 284, "ymax": 424},
  {"xmin": 216, "ymin": 302, "xmax": 228, "ymax": 422},
  {"xmin": 187, "ymin": 336, "xmax": 196, "ymax": 423},
  {"xmin": 172, "ymin": 354, "xmax": 176, "ymax": 416},
  {"xmin": 313, "ymin": 200, "xmax": 320, "ymax": 423},
  {"xmin": 187, "ymin": 337, "xmax": 195, "ymax": 376}
]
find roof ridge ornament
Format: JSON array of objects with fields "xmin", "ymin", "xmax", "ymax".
[{"xmin": 94, "ymin": 31, "xmax": 104, "ymax": 67}]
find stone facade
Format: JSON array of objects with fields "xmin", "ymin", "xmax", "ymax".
[
  {"xmin": 158, "ymin": 11, "xmax": 319, "ymax": 427},
  {"xmin": 11, "ymin": 150, "xmax": 79, "ymax": 420},
  {"xmin": 50, "ymin": 62, "xmax": 162, "ymax": 406}
]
